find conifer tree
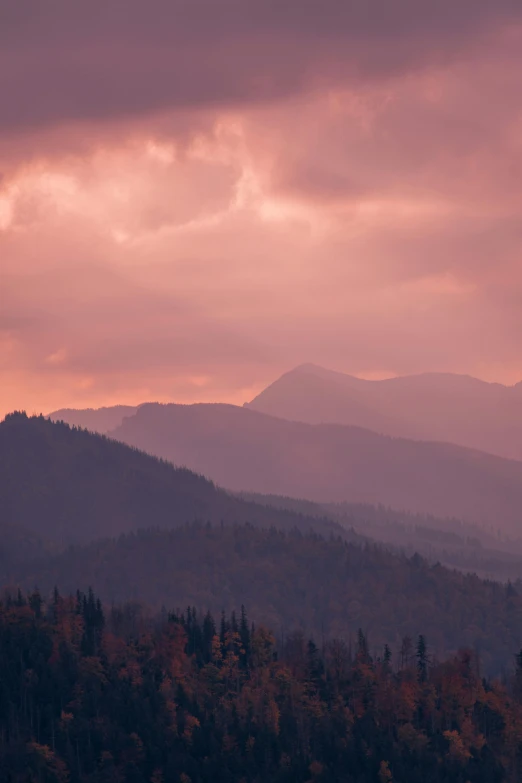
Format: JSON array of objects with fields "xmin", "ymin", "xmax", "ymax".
[{"xmin": 417, "ymin": 634, "xmax": 428, "ymax": 682}]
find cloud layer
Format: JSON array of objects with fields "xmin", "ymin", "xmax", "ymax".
[
  {"xmin": 1, "ymin": 1, "xmax": 522, "ymax": 415},
  {"xmin": 2, "ymin": 0, "xmax": 520, "ymax": 131}
]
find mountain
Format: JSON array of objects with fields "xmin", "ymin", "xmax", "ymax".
[
  {"xmin": 4, "ymin": 412, "xmax": 522, "ymax": 674},
  {"xmin": 245, "ymin": 364, "xmax": 522, "ymax": 460},
  {"xmin": 48, "ymin": 404, "xmax": 139, "ymax": 433},
  {"xmin": 14, "ymin": 523, "xmax": 522, "ymax": 674},
  {"xmin": 109, "ymin": 402, "xmax": 522, "ymax": 534},
  {"xmin": 6, "ymin": 411, "xmax": 522, "ymax": 584},
  {"xmin": 0, "ymin": 519, "xmax": 55, "ymax": 586},
  {"xmin": 0, "ymin": 412, "xmax": 349, "ymax": 546}
]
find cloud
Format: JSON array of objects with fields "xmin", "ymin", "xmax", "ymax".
[
  {"xmin": 1, "ymin": 0, "xmax": 521, "ymax": 136},
  {"xmin": 1, "ymin": 2, "xmax": 522, "ymax": 415}
]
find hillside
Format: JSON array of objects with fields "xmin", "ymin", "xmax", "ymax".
[
  {"xmin": 0, "ymin": 519, "xmax": 55, "ymax": 585},
  {"xmin": 0, "ymin": 412, "xmax": 349, "ymax": 546},
  {"xmin": 109, "ymin": 402, "xmax": 522, "ymax": 533},
  {"xmin": 15, "ymin": 523, "xmax": 522, "ymax": 674},
  {"xmin": 239, "ymin": 492, "xmax": 522, "ymax": 582},
  {"xmin": 246, "ymin": 364, "xmax": 522, "ymax": 460}
]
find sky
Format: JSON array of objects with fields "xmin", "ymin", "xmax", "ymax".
[{"xmin": 1, "ymin": 0, "xmax": 522, "ymax": 417}]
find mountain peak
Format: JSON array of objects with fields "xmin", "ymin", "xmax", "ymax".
[
  {"xmin": 246, "ymin": 365, "xmax": 522, "ymax": 459},
  {"xmin": 290, "ymin": 362, "xmax": 359, "ymax": 381},
  {"xmin": 292, "ymin": 362, "xmax": 331, "ymax": 374}
]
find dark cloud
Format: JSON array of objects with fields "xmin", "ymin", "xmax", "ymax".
[{"xmin": 1, "ymin": 0, "xmax": 521, "ymax": 133}]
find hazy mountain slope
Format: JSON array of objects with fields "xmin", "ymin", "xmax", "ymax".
[
  {"xmin": 0, "ymin": 519, "xmax": 56, "ymax": 586},
  {"xmin": 15, "ymin": 523, "xmax": 522, "ymax": 673},
  {"xmin": 239, "ymin": 492, "xmax": 522, "ymax": 582},
  {"xmin": 110, "ymin": 402, "xmax": 522, "ymax": 533},
  {"xmin": 244, "ymin": 367, "xmax": 418, "ymax": 438},
  {"xmin": 48, "ymin": 404, "xmax": 139, "ymax": 434},
  {"xmin": 0, "ymin": 412, "xmax": 349, "ymax": 545},
  {"xmin": 246, "ymin": 364, "xmax": 522, "ymax": 459}
]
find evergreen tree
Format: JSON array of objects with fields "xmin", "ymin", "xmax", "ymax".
[{"xmin": 417, "ymin": 634, "xmax": 428, "ymax": 682}]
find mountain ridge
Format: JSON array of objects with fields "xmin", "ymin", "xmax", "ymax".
[
  {"xmin": 0, "ymin": 411, "xmax": 350, "ymax": 548},
  {"xmin": 245, "ymin": 363, "xmax": 522, "ymax": 459},
  {"xmin": 108, "ymin": 401, "xmax": 522, "ymax": 533},
  {"xmin": 49, "ymin": 404, "xmax": 141, "ymax": 434}
]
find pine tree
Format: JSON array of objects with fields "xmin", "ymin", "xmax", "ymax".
[
  {"xmin": 400, "ymin": 636, "xmax": 413, "ymax": 670},
  {"xmin": 383, "ymin": 644, "xmax": 392, "ymax": 672},
  {"xmin": 357, "ymin": 628, "xmax": 371, "ymax": 664},
  {"xmin": 239, "ymin": 605, "xmax": 250, "ymax": 665},
  {"xmin": 417, "ymin": 635, "xmax": 428, "ymax": 683},
  {"xmin": 220, "ymin": 610, "xmax": 228, "ymax": 646}
]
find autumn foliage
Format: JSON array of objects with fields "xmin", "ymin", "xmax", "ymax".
[{"xmin": 2, "ymin": 590, "xmax": 522, "ymax": 782}]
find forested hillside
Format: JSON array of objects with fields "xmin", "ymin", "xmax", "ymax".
[
  {"xmin": 240, "ymin": 493, "xmax": 522, "ymax": 582},
  {"xmin": 2, "ymin": 590, "xmax": 522, "ymax": 783},
  {"xmin": 0, "ymin": 412, "xmax": 347, "ymax": 547},
  {"xmin": 14, "ymin": 524, "xmax": 522, "ymax": 675},
  {"xmin": 0, "ymin": 519, "xmax": 54, "ymax": 574}
]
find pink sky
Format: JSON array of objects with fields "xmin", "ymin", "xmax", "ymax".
[{"xmin": 1, "ymin": 1, "xmax": 522, "ymax": 417}]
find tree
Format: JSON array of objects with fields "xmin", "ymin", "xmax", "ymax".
[{"xmin": 417, "ymin": 635, "xmax": 428, "ymax": 683}]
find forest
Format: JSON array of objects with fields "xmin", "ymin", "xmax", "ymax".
[
  {"xmin": 12, "ymin": 523, "xmax": 522, "ymax": 677},
  {"xmin": 2, "ymin": 589, "xmax": 522, "ymax": 783}
]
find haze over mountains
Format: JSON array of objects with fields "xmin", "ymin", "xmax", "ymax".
[
  {"xmin": 3, "ymin": 412, "xmax": 522, "ymax": 674},
  {"xmin": 48, "ymin": 363, "xmax": 522, "ymax": 461},
  {"xmin": 246, "ymin": 364, "xmax": 522, "ymax": 460},
  {"xmin": 48, "ymin": 364, "xmax": 522, "ymax": 464},
  {"xmin": 46, "ymin": 365, "xmax": 522, "ymax": 534},
  {"xmin": 105, "ymin": 402, "xmax": 522, "ymax": 533},
  {"xmin": 239, "ymin": 492, "xmax": 522, "ymax": 582}
]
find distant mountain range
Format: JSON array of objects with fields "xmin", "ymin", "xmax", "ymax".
[
  {"xmin": 46, "ymin": 365, "xmax": 522, "ymax": 532},
  {"xmin": 49, "ymin": 364, "xmax": 522, "ymax": 460},
  {"xmin": 246, "ymin": 364, "xmax": 522, "ymax": 460},
  {"xmin": 104, "ymin": 401, "xmax": 522, "ymax": 533}
]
